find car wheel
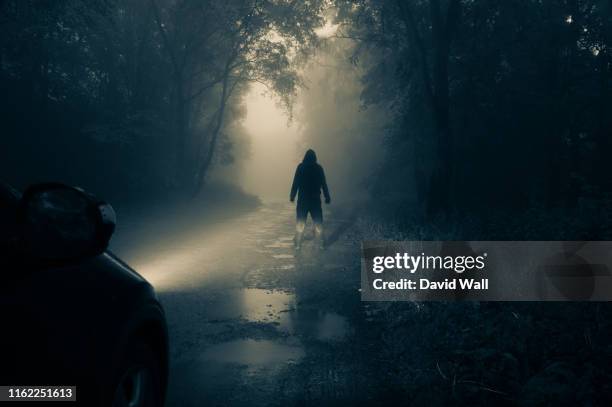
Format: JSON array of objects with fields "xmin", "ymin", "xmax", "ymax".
[{"xmin": 112, "ymin": 343, "xmax": 163, "ymax": 407}]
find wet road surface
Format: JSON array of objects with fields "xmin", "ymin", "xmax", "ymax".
[{"xmin": 112, "ymin": 203, "xmax": 365, "ymax": 406}]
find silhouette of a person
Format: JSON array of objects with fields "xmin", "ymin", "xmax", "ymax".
[{"xmin": 290, "ymin": 149, "xmax": 331, "ymax": 249}]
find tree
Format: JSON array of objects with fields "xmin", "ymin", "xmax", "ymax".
[
  {"xmin": 0, "ymin": 0, "xmax": 324, "ymax": 199},
  {"xmin": 149, "ymin": 0, "xmax": 324, "ymax": 194},
  {"xmin": 334, "ymin": 0, "xmax": 612, "ymax": 220}
]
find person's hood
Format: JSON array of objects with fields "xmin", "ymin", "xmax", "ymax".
[{"xmin": 302, "ymin": 149, "xmax": 317, "ymax": 165}]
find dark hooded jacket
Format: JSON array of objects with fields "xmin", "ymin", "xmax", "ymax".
[{"xmin": 290, "ymin": 149, "xmax": 330, "ymax": 204}]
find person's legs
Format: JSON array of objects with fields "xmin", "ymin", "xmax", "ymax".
[
  {"xmin": 295, "ymin": 201, "xmax": 307, "ymax": 249},
  {"xmin": 311, "ymin": 203, "xmax": 324, "ymax": 248}
]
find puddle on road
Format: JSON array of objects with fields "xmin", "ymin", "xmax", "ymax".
[
  {"xmin": 272, "ymin": 254, "xmax": 294, "ymax": 259},
  {"xmin": 202, "ymin": 339, "xmax": 304, "ymax": 367},
  {"xmin": 265, "ymin": 242, "xmax": 294, "ymax": 248},
  {"xmin": 288, "ymin": 309, "xmax": 351, "ymax": 341},
  {"xmin": 203, "ymin": 289, "xmax": 295, "ymax": 327},
  {"xmin": 316, "ymin": 312, "xmax": 351, "ymax": 341},
  {"xmin": 202, "ymin": 288, "xmax": 352, "ymax": 341},
  {"xmin": 169, "ymin": 338, "xmax": 304, "ymax": 404}
]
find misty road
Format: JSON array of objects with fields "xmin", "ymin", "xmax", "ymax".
[{"xmin": 111, "ymin": 202, "xmax": 365, "ymax": 406}]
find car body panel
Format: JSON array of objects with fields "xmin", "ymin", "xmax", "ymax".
[{"xmin": 0, "ymin": 251, "xmax": 168, "ymax": 405}]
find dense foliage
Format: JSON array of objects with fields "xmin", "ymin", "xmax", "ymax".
[
  {"xmin": 0, "ymin": 0, "xmax": 323, "ymax": 199},
  {"xmin": 333, "ymin": 0, "xmax": 612, "ymax": 224}
]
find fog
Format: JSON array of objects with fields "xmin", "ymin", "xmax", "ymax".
[
  {"xmin": 239, "ymin": 83, "xmax": 301, "ymax": 202},
  {"xmin": 234, "ymin": 38, "xmax": 387, "ymax": 206},
  {"xmin": 0, "ymin": 0, "xmax": 386, "ymax": 210},
  {"xmin": 4, "ymin": 1, "xmax": 612, "ymax": 405},
  {"xmin": 294, "ymin": 40, "xmax": 387, "ymax": 205}
]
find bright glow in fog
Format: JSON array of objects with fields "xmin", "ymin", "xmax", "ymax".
[
  {"xmin": 241, "ymin": 83, "xmax": 301, "ymax": 202},
  {"xmin": 315, "ymin": 21, "xmax": 339, "ymax": 38},
  {"xmin": 121, "ymin": 213, "xmax": 253, "ymax": 291}
]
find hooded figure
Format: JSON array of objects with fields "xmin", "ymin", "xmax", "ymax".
[{"xmin": 290, "ymin": 149, "xmax": 331, "ymax": 249}]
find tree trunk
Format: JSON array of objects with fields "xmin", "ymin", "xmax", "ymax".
[
  {"xmin": 174, "ymin": 73, "xmax": 189, "ymax": 186},
  {"xmin": 396, "ymin": 0, "xmax": 460, "ymax": 219},
  {"xmin": 192, "ymin": 63, "xmax": 232, "ymax": 196},
  {"xmin": 150, "ymin": 0, "xmax": 191, "ymax": 190},
  {"xmin": 426, "ymin": 0, "xmax": 460, "ymax": 219}
]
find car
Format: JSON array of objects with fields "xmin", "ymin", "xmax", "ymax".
[{"xmin": 0, "ymin": 182, "xmax": 169, "ymax": 406}]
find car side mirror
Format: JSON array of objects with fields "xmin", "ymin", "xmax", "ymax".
[{"xmin": 19, "ymin": 183, "xmax": 116, "ymax": 261}]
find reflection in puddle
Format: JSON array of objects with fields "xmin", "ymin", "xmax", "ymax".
[
  {"xmin": 203, "ymin": 289, "xmax": 295, "ymax": 327},
  {"xmin": 272, "ymin": 254, "xmax": 294, "ymax": 259},
  {"xmin": 317, "ymin": 312, "xmax": 350, "ymax": 341},
  {"xmin": 265, "ymin": 242, "xmax": 294, "ymax": 248},
  {"xmin": 202, "ymin": 339, "xmax": 304, "ymax": 366},
  {"xmin": 201, "ymin": 289, "xmax": 352, "ymax": 340},
  {"xmin": 288, "ymin": 309, "xmax": 351, "ymax": 341}
]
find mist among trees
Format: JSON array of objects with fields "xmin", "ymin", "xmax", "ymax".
[
  {"xmin": 1, "ymin": 0, "xmax": 324, "ymax": 200},
  {"xmin": 3, "ymin": 2, "xmax": 612, "ymax": 405},
  {"xmin": 325, "ymin": 0, "xmax": 611, "ymax": 232},
  {"xmin": 2, "ymin": 0, "xmax": 611, "ymax": 234}
]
